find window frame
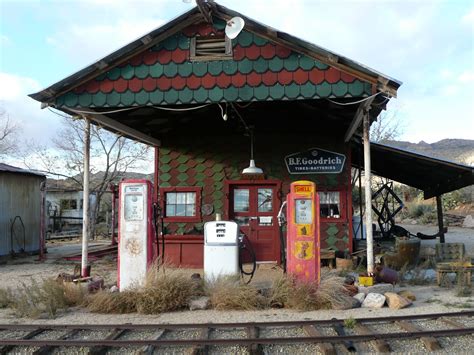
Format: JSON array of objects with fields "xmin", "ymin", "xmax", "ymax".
[
  {"xmin": 318, "ymin": 189, "xmax": 347, "ymax": 221},
  {"xmin": 160, "ymin": 186, "xmax": 202, "ymax": 223}
]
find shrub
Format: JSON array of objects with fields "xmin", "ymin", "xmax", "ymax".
[
  {"xmin": 207, "ymin": 276, "xmax": 265, "ymax": 310},
  {"xmin": 85, "ymin": 290, "xmax": 137, "ymax": 313},
  {"xmin": 136, "ymin": 268, "xmax": 198, "ymax": 314},
  {"xmin": 0, "ymin": 288, "xmax": 14, "ymax": 308},
  {"xmin": 266, "ymin": 275, "xmax": 291, "ymax": 308}
]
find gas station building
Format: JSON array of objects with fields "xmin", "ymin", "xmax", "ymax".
[{"xmin": 30, "ymin": 3, "xmax": 474, "ymax": 268}]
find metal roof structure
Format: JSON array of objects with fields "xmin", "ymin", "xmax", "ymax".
[
  {"xmin": 0, "ymin": 163, "xmax": 45, "ymax": 177},
  {"xmin": 351, "ymin": 140, "xmax": 474, "ymax": 199}
]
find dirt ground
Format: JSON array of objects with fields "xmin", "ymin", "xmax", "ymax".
[{"xmin": 0, "ymin": 225, "xmax": 473, "ymax": 324}]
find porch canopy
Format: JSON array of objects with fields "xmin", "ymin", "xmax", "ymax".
[
  {"xmin": 351, "ymin": 139, "xmax": 474, "ymax": 199},
  {"xmin": 29, "ymin": 2, "xmax": 400, "ymax": 147}
]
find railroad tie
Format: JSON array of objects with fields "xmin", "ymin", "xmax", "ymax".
[
  {"xmin": 0, "ymin": 328, "xmax": 45, "ymax": 355},
  {"xmin": 89, "ymin": 328, "xmax": 128, "ymax": 355},
  {"xmin": 246, "ymin": 326, "xmax": 263, "ymax": 355},
  {"xmin": 33, "ymin": 329, "xmax": 80, "ymax": 355},
  {"xmin": 140, "ymin": 328, "xmax": 166, "ymax": 355},
  {"xmin": 396, "ymin": 321, "xmax": 442, "ymax": 351},
  {"xmin": 439, "ymin": 317, "xmax": 466, "ymax": 329},
  {"xmin": 187, "ymin": 327, "xmax": 211, "ymax": 355},
  {"xmin": 354, "ymin": 324, "xmax": 390, "ymax": 353},
  {"xmin": 302, "ymin": 325, "xmax": 336, "ymax": 355}
]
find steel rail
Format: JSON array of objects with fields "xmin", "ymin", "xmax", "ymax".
[
  {"xmin": 0, "ymin": 327, "xmax": 472, "ymax": 347},
  {"xmin": 0, "ymin": 310, "xmax": 472, "ymax": 331}
]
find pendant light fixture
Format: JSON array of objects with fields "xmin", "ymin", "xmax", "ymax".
[{"xmin": 242, "ymin": 128, "xmax": 263, "ymax": 174}]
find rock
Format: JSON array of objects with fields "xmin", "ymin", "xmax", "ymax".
[
  {"xmin": 353, "ymin": 292, "xmax": 366, "ymax": 303},
  {"xmin": 189, "ymin": 296, "xmax": 210, "ymax": 311},
  {"xmin": 359, "ymin": 283, "xmax": 394, "ymax": 295},
  {"xmin": 423, "ymin": 269, "xmax": 437, "ymax": 281},
  {"xmin": 385, "ymin": 292, "xmax": 412, "ymax": 309},
  {"xmin": 343, "ymin": 284, "xmax": 359, "ymax": 296},
  {"xmin": 398, "ymin": 290, "xmax": 416, "ymax": 301},
  {"xmin": 333, "ymin": 297, "xmax": 361, "ymax": 310},
  {"xmin": 88, "ymin": 277, "xmax": 104, "ymax": 292},
  {"xmin": 463, "ymin": 215, "xmax": 474, "ymax": 228},
  {"xmin": 361, "ymin": 293, "xmax": 386, "ymax": 308},
  {"xmin": 109, "ymin": 285, "xmax": 119, "ymax": 293},
  {"xmin": 344, "ymin": 275, "xmax": 356, "ymax": 285}
]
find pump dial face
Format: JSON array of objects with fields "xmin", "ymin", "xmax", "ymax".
[
  {"xmin": 124, "ymin": 194, "xmax": 144, "ymax": 221},
  {"xmin": 295, "ymin": 199, "xmax": 313, "ymax": 224}
]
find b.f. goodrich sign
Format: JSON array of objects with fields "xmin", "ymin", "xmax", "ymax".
[{"xmin": 285, "ymin": 148, "xmax": 346, "ymax": 174}]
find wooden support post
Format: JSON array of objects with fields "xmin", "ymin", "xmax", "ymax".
[
  {"xmin": 154, "ymin": 146, "xmax": 160, "ymax": 203},
  {"xmin": 363, "ymin": 111, "xmax": 374, "ymax": 274},
  {"xmin": 436, "ymin": 195, "xmax": 445, "ymax": 243},
  {"xmin": 81, "ymin": 117, "xmax": 91, "ymax": 277}
]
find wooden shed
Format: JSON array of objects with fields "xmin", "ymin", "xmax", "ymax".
[{"xmin": 0, "ymin": 163, "xmax": 45, "ymax": 258}]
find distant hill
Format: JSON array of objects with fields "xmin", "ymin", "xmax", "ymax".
[
  {"xmin": 47, "ymin": 171, "xmax": 152, "ymax": 190},
  {"xmin": 382, "ymin": 139, "xmax": 474, "ymax": 166}
]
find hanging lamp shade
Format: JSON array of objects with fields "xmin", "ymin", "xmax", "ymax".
[{"xmin": 242, "ymin": 159, "xmax": 263, "ymax": 174}]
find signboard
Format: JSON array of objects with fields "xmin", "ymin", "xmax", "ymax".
[{"xmin": 285, "ymin": 148, "xmax": 346, "ymax": 174}]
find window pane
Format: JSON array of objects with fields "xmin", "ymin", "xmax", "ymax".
[
  {"xmin": 175, "ymin": 204, "xmax": 186, "ymax": 216},
  {"xmin": 186, "ymin": 192, "xmax": 196, "ymax": 204},
  {"xmin": 186, "ymin": 204, "xmax": 196, "ymax": 216},
  {"xmin": 176, "ymin": 192, "xmax": 186, "ymax": 204},
  {"xmin": 234, "ymin": 189, "xmax": 249, "ymax": 212},
  {"xmin": 258, "ymin": 188, "xmax": 273, "ymax": 212},
  {"xmin": 167, "ymin": 192, "xmax": 176, "ymax": 204},
  {"xmin": 166, "ymin": 204, "xmax": 176, "ymax": 216},
  {"xmin": 319, "ymin": 191, "xmax": 341, "ymax": 218}
]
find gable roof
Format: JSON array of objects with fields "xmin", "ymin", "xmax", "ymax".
[{"xmin": 30, "ymin": 3, "xmax": 401, "ymax": 104}]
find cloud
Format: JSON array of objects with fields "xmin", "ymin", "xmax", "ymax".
[
  {"xmin": 1, "ymin": 34, "xmax": 10, "ymax": 46},
  {"xmin": 458, "ymin": 70, "xmax": 474, "ymax": 83},
  {"xmin": 462, "ymin": 8, "xmax": 474, "ymax": 24},
  {"xmin": 0, "ymin": 72, "xmax": 64, "ymax": 147}
]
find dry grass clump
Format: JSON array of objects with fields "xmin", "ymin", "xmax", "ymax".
[
  {"xmin": 0, "ymin": 288, "xmax": 14, "ymax": 308},
  {"xmin": 85, "ymin": 290, "xmax": 137, "ymax": 313},
  {"xmin": 266, "ymin": 275, "xmax": 292, "ymax": 308},
  {"xmin": 86, "ymin": 267, "xmax": 200, "ymax": 314},
  {"xmin": 282, "ymin": 271, "xmax": 354, "ymax": 311},
  {"xmin": 1, "ymin": 278, "xmax": 86, "ymax": 319},
  {"xmin": 136, "ymin": 268, "xmax": 199, "ymax": 314},
  {"xmin": 207, "ymin": 276, "xmax": 265, "ymax": 310}
]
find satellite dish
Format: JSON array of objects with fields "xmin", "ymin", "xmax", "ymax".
[{"xmin": 225, "ymin": 17, "xmax": 245, "ymax": 39}]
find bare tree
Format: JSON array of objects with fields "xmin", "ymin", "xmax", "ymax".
[
  {"xmin": 24, "ymin": 117, "xmax": 151, "ymax": 237},
  {"xmin": 0, "ymin": 108, "xmax": 20, "ymax": 157},
  {"xmin": 370, "ymin": 110, "xmax": 404, "ymax": 143}
]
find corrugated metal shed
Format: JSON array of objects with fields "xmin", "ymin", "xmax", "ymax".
[{"xmin": 0, "ymin": 164, "xmax": 45, "ymax": 257}]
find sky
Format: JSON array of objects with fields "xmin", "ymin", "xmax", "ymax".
[{"xmin": 1, "ymin": 0, "xmax": 473, "ymax": 158}]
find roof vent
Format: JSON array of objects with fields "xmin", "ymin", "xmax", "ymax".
[{"xmin": 190, "ymin": 35, "xmax": 232, "ymax": 61}]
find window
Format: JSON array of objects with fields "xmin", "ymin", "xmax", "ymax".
[
  {"xmin": 60, "ymin": 199, "xmax": 77, "ymax": 211},
  {"xmin": 190, "ymin": 35, "xmax": 232, "ymax": 61},
  {"xmin": 160, "ymin": 187, "xmax": 202, "ymax": 223},
  {"xmin": 319, "ymin": 191, "xmax": 341, "ymax": 219}
]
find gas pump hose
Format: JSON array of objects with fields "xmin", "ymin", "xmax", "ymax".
[{"xmin": 239, "ymin": 234, "xmax": 257, "ymax": 284}]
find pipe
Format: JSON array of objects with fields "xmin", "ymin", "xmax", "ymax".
[
  {"xmin": 38, "ymin": 180, "xmax": 46, "ymax": 261},
  {"xmin": 110, "ymin": 184, "xmax": 117, "ymax": 246},
  {"xmin": 81, "ymin": 117, "xmax": 91, "ymax": 277},
  {"xmin": 363, "ymin": 110, "xmax": 374, "ymax": 274}
]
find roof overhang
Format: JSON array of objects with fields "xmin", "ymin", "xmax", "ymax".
[{"xmin": 351, "ymin": 138, "xmax": 474, "ymax": 199}]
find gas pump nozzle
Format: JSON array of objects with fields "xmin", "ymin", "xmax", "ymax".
[{"xmin": 277, "ymin": 201, "xmax": 287, "ymax": 227}]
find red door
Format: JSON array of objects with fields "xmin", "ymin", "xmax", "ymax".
[{"xmin": 227, "ymin": 181, "xmax": 281, "ymax": 262}]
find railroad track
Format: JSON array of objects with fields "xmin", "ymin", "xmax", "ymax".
[{"xmin": 0, "ymin": 311, "xmax": 473, "ymax": 354}]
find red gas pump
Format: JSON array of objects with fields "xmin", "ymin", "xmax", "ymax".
[
  {"xmin": 117, "ymin": 179, "xmax": 157, "ymax": 290},
  {"xmin": 286, "ymin": 180, "xmax": 320, "ymax": 283}
]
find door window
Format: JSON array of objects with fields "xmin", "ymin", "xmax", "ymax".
[
  {"xmin": 234, "ymin": 189, "xmax": 250, "ymax": 212},
  {"xmin": 257, "ymin": 188, "xmax": 273, "ymax": 212}
]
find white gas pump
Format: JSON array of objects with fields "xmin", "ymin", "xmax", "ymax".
[
  {"xmin": 118, "ymin": 179, "xmax": 156, "ymax": 291},
  {"xmin": 204, "ymin": 220, "xmax": 239, "ymax": 281}
]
